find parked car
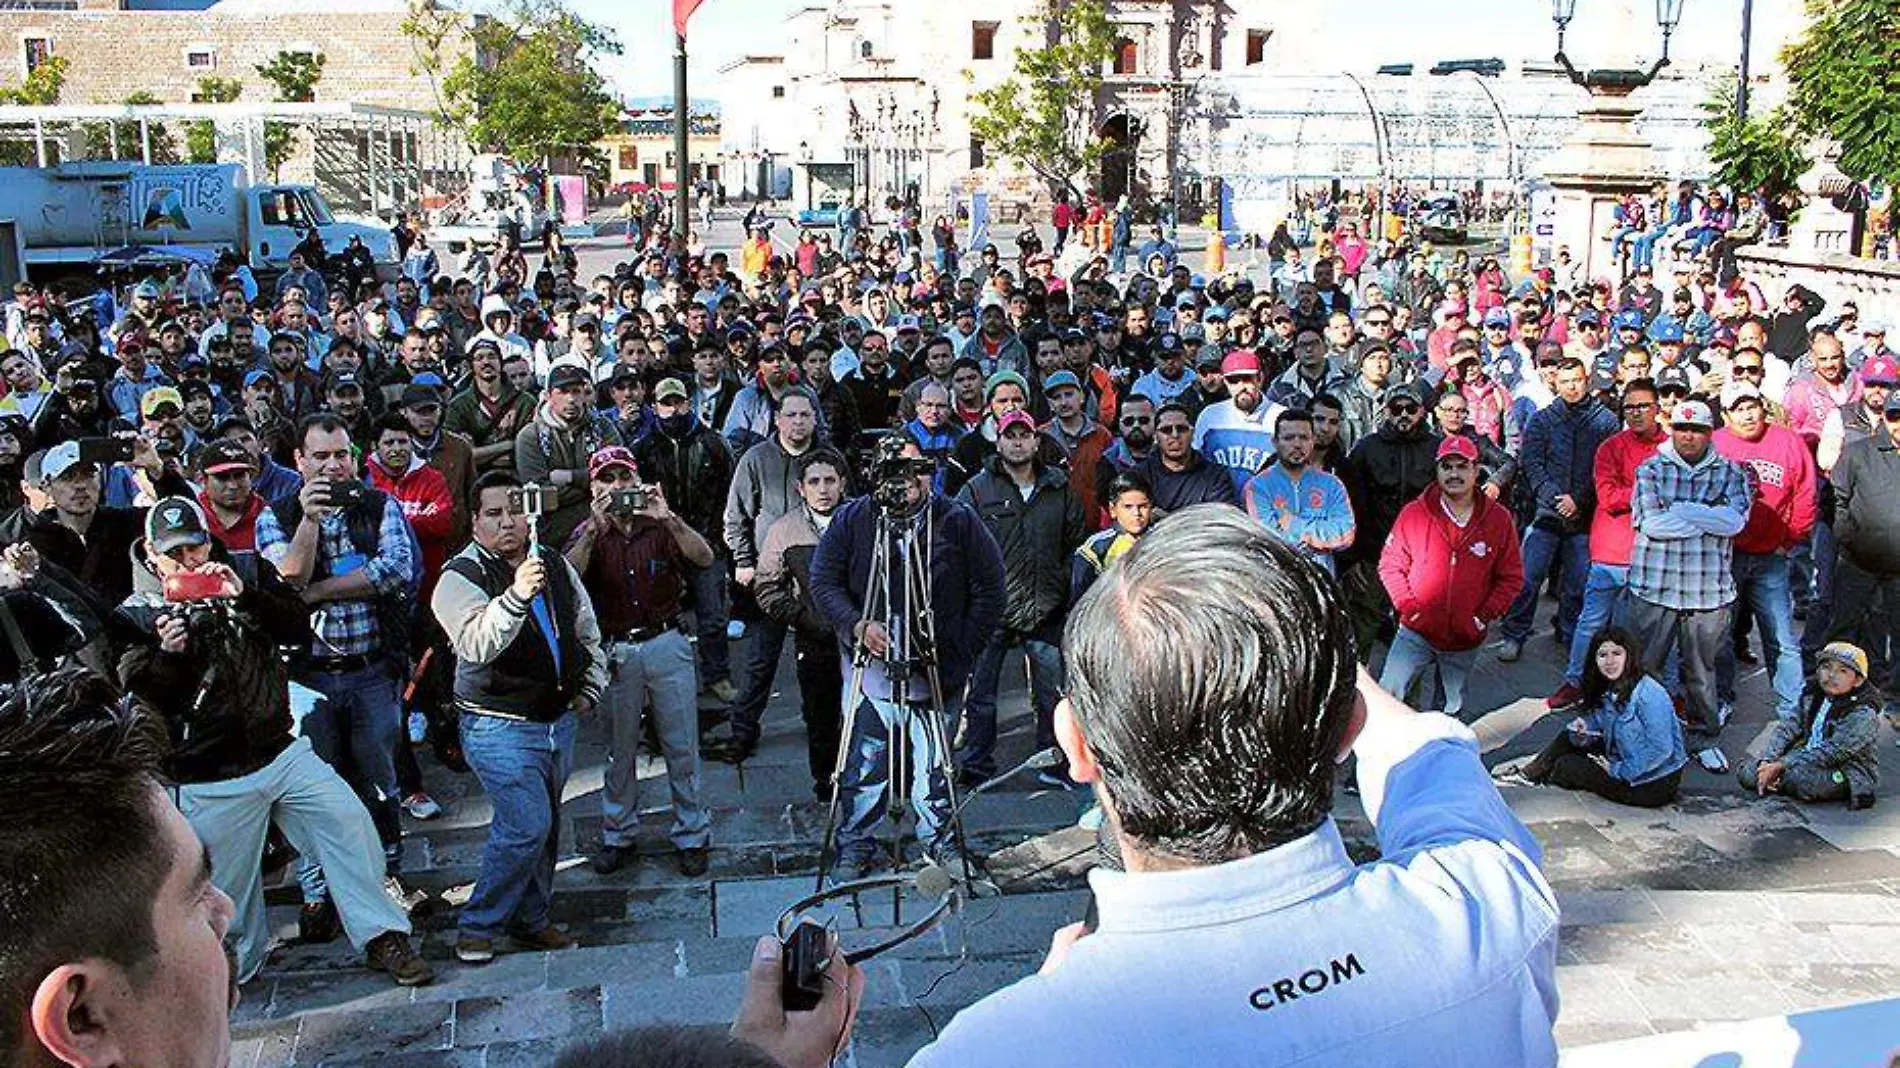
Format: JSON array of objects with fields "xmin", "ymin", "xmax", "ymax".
[
  {"xmin": 797, "ymin": 194, "xmax": 845, "ymax": 228},
  {"xmin": 1413, "ymin": 193, "xmax": 1469, "ymax": 243}
]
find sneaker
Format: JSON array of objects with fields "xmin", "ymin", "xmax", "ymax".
[
  {"xmin": 298, "ymin": 899, "xmax": 340, "ymax": 944},
  {"xmin": 1034, "ymin": 768, "xmax": 1084, "ymax": 791},
  {"xmin": 1696, "ymin": 746, "xmax": 1731, "ymax": 774},
  {"xmin": 1490, "ymin": 757, "xmax": 1538, "ymax": 788},
  {"xmin": 677, "ymin": 846, "xmax": 711, "ymax": 877},
  {"xmin": 402, "ymin": 792, "xmax": 443, "ymax": 821},
  {"xmin": 455, "ymin": 935, "xmax": 495, "ymax": 964},
  {"xmin": 406, "ymin": 709, "xmax": 428, "ymax": 744},
  {"xmin": 1734, "ymin": 642, "xmax": 1759, "ymax": 666},
  {"xmin": 1496, "ymin": 639, "xmax": 1523, "ymax": 663},
  {"xmin": 726, "ymin": 620, "xmax": 747, "ymax": 641},
  {"xmin": 591, "ymin": 843, "xmax": 634, "ymax": 875},
  {"xmin": 705, "ymin": 679, "xmax": 739, "ymax": 703},
  {"xmin": 365, "ymin": 932, "xmax": 435, "ymax": 986},
  {"xmin": 1546, "ymin": 683, "xmax": 1584, "ymax": 711},
  {"xmin": 384, "ymin": 875, "xmax": 427, "ymax": 912},
  {"xmin": 509, "ymin": 925, "xmax": 577, "ymax": 952},
  {"xmin": 1717, "ymin": 702, "xmax": 1735, "ymax": 729}
]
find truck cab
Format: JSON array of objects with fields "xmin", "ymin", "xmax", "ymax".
[{"xmin": 249, "ymin": 184, "xmax": 394, "ymax": 277}]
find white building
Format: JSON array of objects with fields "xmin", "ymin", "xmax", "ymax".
[{"xmin": 717, "ymin": 0, "xmax": 1310, "ymax": 218}]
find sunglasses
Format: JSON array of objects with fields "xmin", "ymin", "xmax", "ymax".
[
  {"xmin": 1388, "ymin": 403, "xmax": 1421, "ymax": 416},
  {"xmin": 1156, "ymin": 424, "xmax": 1191, "ymax": 436}
]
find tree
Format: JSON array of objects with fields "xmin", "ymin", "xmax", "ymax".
[
  {"xmin": 0, "ymin": 55, "xmax": 66, "ymax": 165},
  {"xmin": 81, "ymin": 91, "xmax": 180, "ymax": 163},
  {"xmin": 1782, "ymin": 0, "xmax": 1900, "ymax": 190},
  {"xmin": 430, "ymin": 0, "xmax": 620, "ymax": 168},
  {"xmin": 967, "ymin": 0, "xmax": 1118, "ymax": 197},
  {"xmin": 186, "ymin": 76, "xmax": 245, "ymax": 164},
  {"xmin": 1700, "ymin": 75, "xmax": 1809, "ymax": 208},
  {"xmin": 255, "ymin": 50, "xmax": 326, "ymax": 178}
]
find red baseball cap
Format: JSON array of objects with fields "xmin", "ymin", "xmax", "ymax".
[
  {"xmin": 588, "ymin": 445, "xmax": 638, "ymax": 481},
  {"xmin": 1859, "ymin": 354, "xmax": 1899, "ymax": 386},
  {"xmin": 1219, "ymin": 350, "xmax": 1262, "ymax": 377},
  {"xmin": 996, "ymin": 410, "xmax": 1038, "ymax": 436},
  {"xmin": 1436, "ymin": 435, "xmax": 1480, "ymax": 463}
]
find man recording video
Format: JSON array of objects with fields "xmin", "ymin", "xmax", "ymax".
[
  {"xmin": 807, "ymin": 437, "xmax": 1005, "ymax": 880},
  {"xmin": 734, "ymin": 505, "xmax": 1560, "ymax": 1067}
]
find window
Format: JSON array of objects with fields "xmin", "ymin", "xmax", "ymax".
[
  {"xmin": 643, "ymin": 163, "xmax": 659, "ymax": 187},
  {"xmin": 617, "ymin": 145, "xmax": 638, "ymax": 170},
  {"xmin": 1113, "ymin": 37, "xmax": 1138, "ymax": 75},
  {"xmin": 771, "ymin": 85, "xmax": 785, "ymax": 99},
  {"xmin": 22, "ymin": 36, "xmax": 52, "ymax": 75},
  {"xmin": 969, "ymin": 135, "xmax": 985, "ymax": 169},
  {"xmin": 971, "ymin": 20, "xmax": 998, "ymax": 61},
  {"xmin": 185, "ymin": 48, "xmax": 216, "ymax": 70},
  {"xmin": 1246, "ymin": 29, "xmax": 1271, "ymax": 66}
]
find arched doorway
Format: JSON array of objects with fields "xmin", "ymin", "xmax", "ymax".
[{"xmin": 1100, "ymin": 113, "xmax": 1140, "ymax": 204}]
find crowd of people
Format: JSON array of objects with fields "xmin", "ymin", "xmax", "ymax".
[{"xmin": 0, "ymin": 175, "xmax": 1894, "ymax": 1066}]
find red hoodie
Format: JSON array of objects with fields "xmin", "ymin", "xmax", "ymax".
[
  {"xmin": 1589, "ymin": 426, "xmax": 1666, "ymax": 566},
  {"xmin": 198, "ymin": 490, "xmax": 266, "ymax": 554},
  {"xmin": 366, "ymin": 455, "xmax": 454, "ymax": 600},
  {"xmin": 1380, "ymin": 486, "xmax": 1524, "ymax": 652},
  {"xmin": 1714, "ymin": 423, "xmax": 1818, "ymax": 555}
]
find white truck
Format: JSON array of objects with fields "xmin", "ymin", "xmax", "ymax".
[{"xmin": 0, "ymin": 161, "xmax": 398, "ymax": 280}]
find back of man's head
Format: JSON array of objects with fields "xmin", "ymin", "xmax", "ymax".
[
  {"xmin": 554, "ymin": 1026, "xmax": 782, "ymax": 1068},
  {"xmin": 0, "ymin": 668, "xmax": 175, "ymax": 1060},
  {"xmin": 1064, "ymin": 506, "xmax": 1357, "ymax": 864}
]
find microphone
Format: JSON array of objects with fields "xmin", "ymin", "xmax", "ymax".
[{"xmin": 952, "ymin": 746, "xmax": 1064, "ymax": 814}]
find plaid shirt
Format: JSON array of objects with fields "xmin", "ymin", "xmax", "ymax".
[
  {"xmin": 1630, "ymin": 445, "xmax": 1753, "ymax": 611},
  {"xmin": 256, "ymin": 497, "xmax": 414, "ymax": 658}
]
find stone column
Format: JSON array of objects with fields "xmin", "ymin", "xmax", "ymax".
[{"xmin": 1539, "ymin": 84, "xmax": 1658, "ymax": 286}]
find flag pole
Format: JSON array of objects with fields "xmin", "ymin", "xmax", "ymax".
[{"xmin": 674, "ymin": 31, "xmax": 691, "ymax": 241}]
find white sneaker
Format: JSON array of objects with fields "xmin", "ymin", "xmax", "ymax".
[
  {"xmin": 403, "ymin": 792, "xmax": 443, "ymax": 821},
  {"xmin": 1717, "ymin": 702, "xmax": 1735, "ymax": 729},
  {"xmin": 1490, "ymin": 757, "xmax": 1538, "ymax": 788},
  {"xmin": 1696, "ymin": 746, "xmax": 1730, "ymax": 774}
]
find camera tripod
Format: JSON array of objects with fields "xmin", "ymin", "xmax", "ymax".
[{"xmin": 811, "ymin": 499, "xmax": 980, "ymax": 894}]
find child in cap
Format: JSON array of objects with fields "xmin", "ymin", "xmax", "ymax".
[{"xmin": 1737, "ymin": 641, "xmax": 1879, "ymax": 809}]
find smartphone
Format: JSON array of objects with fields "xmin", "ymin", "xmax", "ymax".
[
  {"xmin": 325, "ymin": 479, "xmax": 367, "ymax": 508},
  {"xmin": 509, "ymin": 484, "xmax": 548, "ymax": 518},
  {"xmin": 77, "ymin": 434, "xmax": 136, "ymax": 465},
  {"xmin": 608, "ymin": 486, "xmax": 648, "ymax": 513},
  {"xmin": 163, "ymin": 570, "xmax": 235, "ymax": 603}
]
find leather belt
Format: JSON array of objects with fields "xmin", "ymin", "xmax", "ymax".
[
  {"xmin": 303, "ymin": 652, "xmax": 375, "ymax": 675},
  {"xmin": 607, "ymin": 618, "xmax": 685, "ymax": 646}
]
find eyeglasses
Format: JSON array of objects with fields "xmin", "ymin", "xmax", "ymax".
[
  {"xmin": 1120, "ymin": 416, "xmax": 1153, "ymax": 427},
  {"xmin": 1157, "ymin": 424, "xmax": 1192, "ymax": 436},
  {"xmin": 1623, "ymin": 401, "xmax": 1657, "ymax": 412}
]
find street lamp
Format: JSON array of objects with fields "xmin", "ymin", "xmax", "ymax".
[{"xmin": 1551, "ymin": 0, "xmax": 1685, "ymax": 90}]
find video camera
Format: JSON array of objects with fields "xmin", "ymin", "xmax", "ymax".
[{"xmin": 867, "ymin": 434, "xmax": 936, "ymax": 511}]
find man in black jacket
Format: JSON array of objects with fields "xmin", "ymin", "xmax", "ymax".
[
  {"xmin": 954, "ymin": 411, "xmax": 1087, "ymax": 786},
  {"xmin": 2, "ymin": 440, "xmax": 144, "ymax": 607},
  {"xmin": 1343, "ymin": 383, "xmax": 1443, "ymax": 657},
  {"xmin": 754, "ymin": 448, "xmax": 851, "ymax": 799},
  {"xmin": 433, "ymin": 471, "xmax": 607, "ymax": 964},
  {"xmin": 638, "ymin": 377, "xmax": 739, "ymax": 700},
  {"xmin": 1825, "ymin": 397, "xmax": 1900, "ymax": 697},
  {"xmin": 117, "ymin": 497, "xmax": 432, "ymax": 987},
  {"xmin": 1131, "ymin": 402, "xmax": 1241, "ymax": 511}
]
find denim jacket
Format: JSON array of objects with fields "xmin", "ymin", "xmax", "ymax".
[{"xmin": 1578, "ymin": 675, "xmax": 1688, "ymax": 785}]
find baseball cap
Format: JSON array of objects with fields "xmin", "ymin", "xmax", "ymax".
[
  {"xmin": 1884, "ymin": 391, "xmax": 1900, "ymax": 416},
  {"xmin": 1436, "ymin": 435, "xmax": 1480, "ymax": 463},
  {"xmin": 178, "ymin": 378, "xmax": 214, "ymax": 401},
  {"xmin": 196, "ymin": 438, "xmax": 255, "ymax": 476},
  {"xmin": 1864, "ymin": 321, "xmax": 1888, "ymax": 336},
  {"xmin": 1614, "ymin": 310, "xmax": 1646, "ymax": 331},
  {"xmin": 145, "ymin": 497, "xmax": 210, "ymax": 555},
  {"xmin": 1721, "ymin": 381, "xmax": 1763, "ymax": 410},
  {"xmin": 140, "ymin": 385, "xmax": 184, "ymax": 418},
  {"xmin": 1859, "ymin": 354, "xmax": 1899, "ymax": 386},
  {"xmin": 242, "ymin": 369, "xmax": 275, "ymax": 390},
  {"xmin": 654, "ymin": 377, "xmax": 689, "ymax": 403},
  {"xmin": 572, "ymin": 312, "xmax": 601, "ymax": 333},
  {"xmin": 1059, "ymin": 327, "xmax": 1088, "ymax": 345},
  {"xmin": 588, "ymin": 445, "xmax": 638, "ymax": 481},
  {"xmin": 1654, "ymin": 366, "xmax": 1694, "ymax": 394},
  {"xmin": 1670, "ymin": 399, "xmax": 1715, "ymax": 428},
  {"xmin": 1482, "ymin": 308, "xmax": 1512, "ymax": 328},
  {"xmin": 1204, "ymin": 306, "xmax": 1230, "ymax": 323},
  {"xmin": 1817, "ymin": 641, "xmax": 1870, "ymax": 679},
  {"xmin": 132, "ymin": 280, "xmax": 161, "ymax": 299},
  {"xmin": 400, "ymin": 382, "xmax": 444, "ymax": 410},
  {"xmin": 1041, "ymin": 370, "xmax": 1083, "ymax": 396},
  {"xmin": 1156, "ymin": 332, "xmax": 1183, "ymax": 355},
  {"xmin": 324, "ymin": 372, "xmax": 364, "ymax": 395},
  {"xmin": 1651, "ymin": 320, "xmax": 1685, "ymax": 344},
  {"xmin": 895, "ymin": 314, "xmax": 922, "ymax": 333},
  {"xmin": 1220, "ymin": 350, "xmax": 1262, "ymax": 377},
  {"xmin": 1195, "ymin": 347, "xmax": 1226, "ymax": 370},
  {"xmin": 40, "ymin": 440, "xmax": 91, "ymax": 482},
  {"xmin": 985, "ymin": 370, "xmax": 1030, "ymax": 400},
  {"xmin": 547, "ymin": 361, "xmax": 592, "ymax": 390},
  {"xmin": 996, "ymin": 410, "xmax": 1038, "ymax": 436},
  {"xmin": 1574, "ymin": 308, "xmax": 1602, "ymax": 327},
  {"xmin": 268, "ymin": 329, "xmax": 304, "ymax": 349}
]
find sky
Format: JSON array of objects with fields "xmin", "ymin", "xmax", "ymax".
[{"xmin": 558, "ymin": 0, "xmax": 1771, "ymax": 102}]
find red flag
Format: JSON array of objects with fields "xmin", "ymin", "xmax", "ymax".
[{"xmin": 673, "ymin": 0, "xmax": 705, "ymax": 36}]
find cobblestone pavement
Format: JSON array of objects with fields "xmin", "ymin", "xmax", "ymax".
[{"xmin": 231, "ymin": 221, "xmax": 1900, "ymax": 1065}]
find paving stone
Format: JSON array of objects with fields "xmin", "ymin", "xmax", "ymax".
[
  {"xmin": 598, "ymin": 973, "xmax": 751, "ymax": 1029},
  {"xmin": 1818, "ymin": 922, "xmax": 1900, "ymax": 966},
  {"xmin": 230, "ymin": 1016, "xmax": 299, "ymax": 1068},
  {"xmin": 1556, "ymin": 889, "xmax": 1662, "ymax": 927},
  {"xmin": 292, "ymin": 1000, "xmax": 454, "ymax": 1063},
  {"xmin": 1763, "ymin": 890, "xmax": 1900, "ymax": 924},
  {"xmin": 1615, "ymin": 963, "xmax": 1796, "ymax": 1023},
  {"xmin": 262, "ymin": 967, "xmax": 415, "ymax": 1019},
  {"xmin": 543, "ymin": 941, "xmax": 690, "ymax": 989},
  {"xmin": 1565, "ymin": 923, "xmax": 1713, "ymax": 967},
  {"xmin": 454, "ymin": 986, "xmax": 603, "ymax": 1046},
  {"xmin": 408, "ymin": 951, "xmax": 550, "ymax": 1006}
]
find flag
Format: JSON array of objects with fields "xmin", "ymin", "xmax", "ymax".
[{"xmin": 673, "ymin": 0, "xmax": 705, "ymax": 36}]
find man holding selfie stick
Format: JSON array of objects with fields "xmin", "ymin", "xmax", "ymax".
[
  {"xmin": 434, "ymin": 471, "xmax": 607, "ymax": 963},
  {"xmin": 255, "ymin": 412, "xmax": 419, "ymax": 941},
  {"xmin": 564, "ymin": 446, "xmax": 715, "ymax": 878}
]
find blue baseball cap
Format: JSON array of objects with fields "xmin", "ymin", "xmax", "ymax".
[
  {"xmin": 242, "ymin": 369, "xmax": 273, "ymax": 390},
  {"xmin": 1574, "ymin": 308, "xmax": 1602, "ymax": 327},
  {"xmin": 1156, "ymin": 332, "xmax": 1183, "ymax": 354},
  {"xmin": 1652, "ymin": 320, "xmax": 1685, "ymax": 344},
  {"xmin": 1041, "ymin": 370, "xmax": 1083, "ymax": 396},
  {"xmin": 1204, "ymin": 306, "xmax": 1230, "ymax": 322},
  {"xmin": 1615, "ymin": 309, "xmax": 1646, "ymax": 331},
  {"xmin": 1483, "ymin": 308, "xmax": 1513, "ymax": 328}
]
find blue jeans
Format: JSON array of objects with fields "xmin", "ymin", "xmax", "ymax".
[
  {"xmin": 1717, "ymin": 552, "xmax": 1804, "ymax": 724},
  {"xmin": 1563, "ymin": 563, "xmax": 1631, "ymax": 686},
  {"xmin": 729, "ymin": 617, "xmax": 788, "ymax": 742},
  {"xmin": 1630, "ymin": 224, "xmax": 1671, "ymax": 267},
  {"xmin": 1502, "ymin": 527, "xmax": 1590, "ymax": 646},
  {"xmin": 1377, "ymin": 626, "xmax": 1478, "ymax": 718},
  {"xmin": 458, "ymin": 711, "xmax": 576, "ymax": 940},
  {"xmin": 835, "ymin": 694, "xmax": 955, "ymax": 865},
  {"xmin": 957, "ymin": 631, "xmax": 1065, "ymax": 781},
  {"xmin": 687, "ymin": 559, "xmax": 731, "ymax": 686},
  {"xmin": 1801, "ymin": 518, "xmax": 1839, "ymax": 663},
  {"xmin": 296, "ymin": 662, "xmax": 404, "ymax": 901}
]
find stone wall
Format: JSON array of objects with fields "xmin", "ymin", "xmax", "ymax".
[
  {"xmin": 0, "ymin": 7, "xmax": 466, "ymax": 112},
  {"xmin": 1737, "ymin": 244, "xmax": 1900, "ymax": 328}
]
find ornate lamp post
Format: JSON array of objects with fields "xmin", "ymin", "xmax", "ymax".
[{"xmin": 1538, "ymin": 0, "xmax": 1687, "ymax": 285}]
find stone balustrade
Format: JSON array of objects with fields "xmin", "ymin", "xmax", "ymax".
[{"xmin": 1736, "ymin": 244, "xmax": 1900, "ymax": 328}]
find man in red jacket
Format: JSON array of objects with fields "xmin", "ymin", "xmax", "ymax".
[
  {"xmin": 1377, "ymin": 435, "xmax": 1524, "ymax": 718},
  {"xmin": 1549, "ymin": 378, "xmax": 1667, "ymax": 710},
  {"xmin": 364, "ymin": 412, "xmax": 454, "ymax": 602},
  {"xmin": 1713, "ymin": 381, "xmax": 1817, "ymax": 726}
]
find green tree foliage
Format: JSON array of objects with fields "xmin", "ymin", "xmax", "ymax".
[
  {"xmin": 433, "ymin": 0, "xmax": 620, "ymax": 167},
  {"xmin": 186, "ymin": 76, "xmax": 245, "ymax": 164},
  {"xmin": 1700, "ymin": 75, "xmax": 1809, "ymax": 207},
  {"xmin": 81, "ymin": 91, "xmax": 180, "ymax": 163},
  {"xmin": 1782, "ymin": 0, "xmax": 1900, "ymax": 189},
  {"xmin": 255, "ymin": 50, "xmax": 326, "ymax": 178},
  {"xmin": 0, "ymin": 55, "xmax": 67, "ymax": 165},
  {"xmin": 967, "ymin": 0, "xmax": 1117, "ymax": 196}
]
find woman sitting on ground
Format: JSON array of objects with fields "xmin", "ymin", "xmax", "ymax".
[{"xmin": 1492, "ymin": 627, "xmax": 1687, "ymax": 808}]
